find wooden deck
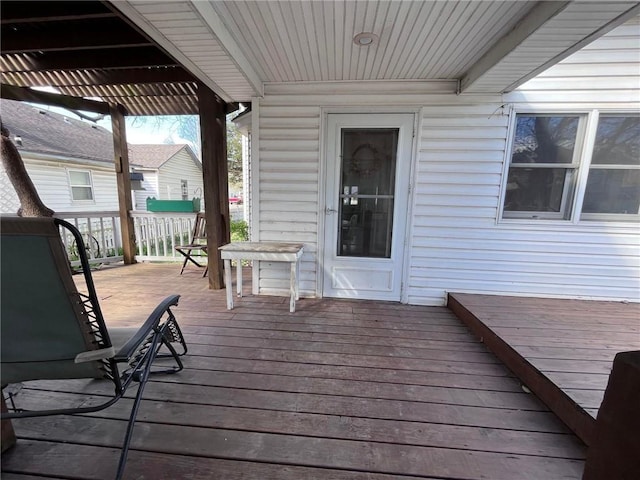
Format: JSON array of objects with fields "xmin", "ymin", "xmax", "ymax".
[
  {"xmin": 3, "ymin": 264, "xmax": 587, "ymax": 479},
  {"xmin": 449, "ymin": 292, "xmax": 640, "ymax": 447}
]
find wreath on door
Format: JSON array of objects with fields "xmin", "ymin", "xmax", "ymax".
[{"xmin": 348, "ymin": 143, "xmax": 382, "ymax": 177}]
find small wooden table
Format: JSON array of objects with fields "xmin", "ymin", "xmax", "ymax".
[{"xmin": 219, "ymin": 242, "xmax": 304, "ymax": 313}]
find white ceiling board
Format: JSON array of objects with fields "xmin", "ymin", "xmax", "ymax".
[
  {"xmin": 116, "ymin": 1, "xmax": 259, "ymax": 101},
  {"xmin": 214, "ymin": 0, "xmax": 538, "ymax": 83},
  {"xmin": 114, "ymin": 1, "xmax": 640, "ymax": 100}
]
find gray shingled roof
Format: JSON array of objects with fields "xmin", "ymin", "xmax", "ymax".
[
  {"xmin": 128, "ymin": 144, "xmax": 189, "ymax": 169},
  {"xmin": 0, "ymin": 99, "xmax": 197, "ymax": 170},
  {"xmin": 1, "ymin": 99, "xmax": 115, "ymax": 164}
]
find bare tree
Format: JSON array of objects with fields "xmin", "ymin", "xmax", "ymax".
[{"xmin": 1, "ymin": 121, "xmax": 54, "ymax": 217}]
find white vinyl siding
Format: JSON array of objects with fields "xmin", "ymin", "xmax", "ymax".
[
  {"xmin": 257, "ymin": 101, "xmax": 321, "ymax": 297},
  {"xmin": 0, "ymin": 157, "xmax": 118, "ymax": 213},
  {"xmin": 251, "ymin": 19, "xmax": 640, "ymax": 305},
  {"xmin": 413, "ymin": 20, "xmax": 639, "ymax": 304},
  {"xmin": 412, "ymin": 104, "xmax": 638, "ymax": 305},
  {"xmin": 132, "ymin": 170, "xmax": 159, "ymax": 211},
  {"xmin": 506, "ymin": 16, "xmax": 640, "ymax": 109},
  {"xmin": 156, "ymin": 149, "xmax": 203, "ymax": 206}
]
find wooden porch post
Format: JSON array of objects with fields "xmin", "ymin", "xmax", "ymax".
[
  {"xmin": 110, "ymin": 104, "xmax": 136, "ymax": 265},
  {"xmin": 198, "ymin": 83, "xmax": 230, "ymax": 289}
]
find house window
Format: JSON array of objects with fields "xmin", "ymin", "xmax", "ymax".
[
  {"xmin": 68, "ymin": 170, "xmax": 94, "ymax": 201},
  {"xmin": 180, "ymin": 180, "xmax": 188, "ymax": 200},
  {"xmin": 581, "ymin": 116, "xmax": 640, "ymax": 220},
  {"xmin": 503, "ymin": 115, "xmax": 582, "ymax": 220},
  {"xmin": 501, "ymin": 112, "xmax": 639, "ymax": 222}
]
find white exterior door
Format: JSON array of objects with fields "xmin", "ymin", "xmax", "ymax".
[{"xmin": 322, "ymin": 113, "xmax": 414, "ymax": 301}]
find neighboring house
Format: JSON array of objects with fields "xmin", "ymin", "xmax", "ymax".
[
  {"xmin": 233, "ymin": 17, "xmax": 640, "ymax": 305},
  {"xmin": 0, "ymin": 99, "xmax": 202, "ymax": 214},
  {"xmin": 0, "ymin": 99, "xmax": 118, "ymax": 213},
  {"xmin": 128, "ymin": 144, "xmax": 203, "ymax": 211}
]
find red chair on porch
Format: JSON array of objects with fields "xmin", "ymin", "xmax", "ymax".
[{"xmin": 175, "ymin": 212, "xmax": 208, "ymax": 276}]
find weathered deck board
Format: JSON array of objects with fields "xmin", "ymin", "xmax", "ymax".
[
  {"xmin": 10, "ymin": 390, "xmax": 585, "ymax": 458},
  {"xmin": 11, "ymin": 416, "xmax": 585, "ymax": 480},
  {"xmin": 4, "ymin": 440, "xmax": 432, "ymax": 480},
  {"xmin": 2, "ymin": 264, "xmax": 587, "ymax": 479},
  {"xmin": 448, "ymin": 292, "xmax": 640, "ymax": 447}
]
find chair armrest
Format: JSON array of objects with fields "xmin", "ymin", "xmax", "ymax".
[
  {"xmin": 112, "ymin": 294, "xmax": 180, "ymax": 362},
  {"xmin": 75, "ymin": 347, "xmax": 116, "ymax": 363}
]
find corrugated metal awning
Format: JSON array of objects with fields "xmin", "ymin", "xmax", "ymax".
[{"xmin": 0, "ymin": 1, "xmax": 199, "ymax": 116}]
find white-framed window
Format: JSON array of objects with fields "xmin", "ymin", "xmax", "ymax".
[
  {"xmin": 581, "ymin": 115, "xmax": 640, "ymax": 221},
  {"xmin": 180, "ymin": 179, "xmax": 188, "ymax": 200},
  {"xmin": 501, "ymin": 111, "xmax": 639, "ymax": 222},
  {"xmin": 68, "ymin": 169, "xmax": 94, "ymax": 202}
]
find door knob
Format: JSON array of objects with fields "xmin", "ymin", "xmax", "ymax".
[{"xmin": 325, "ymin": 207, "xmax": 337, "ymax": 214}]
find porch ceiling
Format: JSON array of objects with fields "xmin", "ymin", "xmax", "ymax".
[
  {"xmin": 0, "ymin": 0, "xmax": 200, "ymax": 115},
  {"xmin": 112, "ymin": 0, "xmax": 640, "ymax": 102}
]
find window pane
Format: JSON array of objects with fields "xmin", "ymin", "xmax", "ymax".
[
  {"xmin": 72, "ymin": 186, "xmax": 93, "ymax": 200},
  {"xmin": 338, "ymin": 128, "xmax": 398, "ymax": 258},
  {"xmin": 504, "ymin": 168, "xmax": 572, "ymax": 214},
  {"xmin": 582, "ymin": 169, "xmax": 640, "ymax": 215},
  {"xmin": 512, "ymin": 116, "xmax": 579, "ymax": 164},
  {"xmin": 181, "ymin": 180, "xmax": 188, "ymax": 200},
  {"xmin": 341, "ymin": 129, "xmax": 398, "ymax": 196},
  {"xmin": 339, "ymin": 198, "xmax": 393, "ymax": 258},
  {"xmin": 591, "ymin": 116, "xmax": 640, "ymax": 166},
  {"xmin": 69, "ymin": 171, "xmax": 91, "ymax": 185}
]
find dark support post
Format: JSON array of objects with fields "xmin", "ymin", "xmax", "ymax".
[
  {"xmin": 198, "ymin": 82, "xmax": 230, "ymax": 289},
  {"xmin": 110, "ymin": 104, "xmax": 136, "ymax": 265},
  {"xmin": 583, "ymin": 350, "xmax": 640, "ymax": 480}
]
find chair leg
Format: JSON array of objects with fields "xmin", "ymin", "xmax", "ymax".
[
  {"xmin": 113, "ymin": 314, "xmax": 186, "ymax": 479},
  {"xmin": 114, "ymin": 325, "xmax": 181, "ymax": 479},
  {"xmin": 177, "ymin": 250, "xmax": 206, "ymax": 275},
  {"xmin": 179, "ymin": 256, "xmax": 189, "ymax": 275},
  {"xmin": 114, "ymin": 359, "xmax": 153, "ymax": 480}
]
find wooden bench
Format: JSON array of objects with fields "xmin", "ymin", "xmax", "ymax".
[{"xmin": 219, "ymin": 242, "xmax": 304, "ymax": 313}]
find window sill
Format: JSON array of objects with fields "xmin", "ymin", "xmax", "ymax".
[{"xmin": 497, "ymin": 217, "xmax": 639, "ymax": 232}]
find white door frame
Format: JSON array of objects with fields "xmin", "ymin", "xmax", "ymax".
[{"xmin": 317, "ymin": 110, "xmax": 418, "ymax": 301}]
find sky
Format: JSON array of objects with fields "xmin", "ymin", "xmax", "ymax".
[
  {"xmin": 28, "ymin": 86, "xmax": 191, "ymax": 145},
  {"xmin": 29, "ymin": 102, "xmax": 194, "ymax": 145},
  {"xmin": 96, "ymin": 116, "xmax": 191, "ymax": 145}
]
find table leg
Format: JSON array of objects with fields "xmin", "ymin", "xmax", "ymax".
[
  {"xmin": 295, "ymin": 259, "xmax": 300, "ymax": 301},
  {"xmin": 1, "ymin": 394, "xmax": 16, "ymax": 452},
  {"xmin": 224, "ymin": 259, "xmax": 233, "ymax": 310},
  {"xmin": 236, "ymin": 260, "xmax": 243, "ymax": 298},
  {"xmin": 289, "ymin": 261, "xmax": 296, "ymax": 313}
]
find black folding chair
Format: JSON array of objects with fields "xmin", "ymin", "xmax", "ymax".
[{"xmin": 1, "ymin": 217, "xmax": 188, "ymax": 480}]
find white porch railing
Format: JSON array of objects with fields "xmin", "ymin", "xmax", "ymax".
[
  {"xmin": 54, "ymin": 211, "xmax": 123, "ymax": 266},
  {"xmin": 130, "ymin": 211, "xmax": 197, "ymax": 262},
  {"xmin": 53, "ymin": 211, "xmax": 198, "ymax": 265}
]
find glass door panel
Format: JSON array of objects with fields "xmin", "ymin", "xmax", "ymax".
[{"xmin": 338, "ymin": 128, "xmax": 399, "ymax": 258}]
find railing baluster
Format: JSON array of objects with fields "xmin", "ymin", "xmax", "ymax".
[
  {"xmin": 161, "ymin": 218, "xmax": 167, "ymax": 257},
  {"xmin": 86, "ymin": 216, "xmax": 95, "ymax": 259},
  {"xmin": 145, "ymin": 217, "xmax": 149, "ymax": 255},
  {"xmin": 134, "ymin": 217, "xmax": 141, "ymax": 256},
  {"xmin": 113, "ymin": 216, "xmax": 121, "ymax": 253},
  {"xmin": 99, "ymin": 217, "xmax": 106, "ymax": 258},
  {"xmin": 169, "ymin": 218, "xmax": 176, "ymax": 257},
  {"xmin": 53, "ymin": 211, "xmax": 122, "ymax": 266},
  {"xmin": 153, "ymin": 217, "xmax": 159, "ymax": 257},
  {"xmin": 73, "ymin": 211, "xmax": 208, "ymax": 262}
]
